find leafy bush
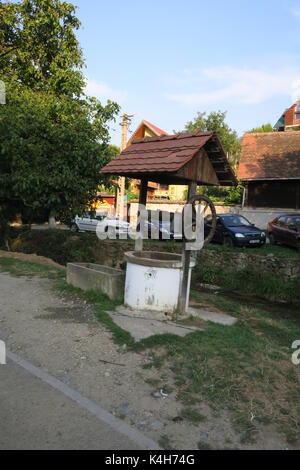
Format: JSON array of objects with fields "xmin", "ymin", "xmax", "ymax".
[
  {"xmin": 224, "ymin": 183, "xmax": 244, "ymax": 205},
  {"xmin": 9, "ymin": 229, "xmax": 97, "ymax": 265}
]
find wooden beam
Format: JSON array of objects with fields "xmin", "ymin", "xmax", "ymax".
[
  {"xmin": 244, "ymin": 182, "xmax": 249, "ymax": 207},
  {"xmin": 178, "ymin": 181, "xmax": 197, "ymax": 314},
  {"xmin": 135, "ymin": 177, "xmax": 148, "ymax": 251}
]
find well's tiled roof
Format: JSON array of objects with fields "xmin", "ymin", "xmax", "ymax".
[
  {"xmin": 238, "ymin": 132, "xmax": 300, "ymax": 181},
  {"xmin": 101, "ymin": 131, "xmax": 236, "ymax": 185}
]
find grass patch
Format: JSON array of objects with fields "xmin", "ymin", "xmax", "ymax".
[
  {"xmin": 0, "ymin": 257, "xmax": 65, "ymax": 280},
  {"xmin": 193, "ymin": 263, "xmax": 300, "ymax": 303},
  {"xmin": 136, "ymin": 290, "xmax": 300, "ymax": 444},
  {"xmin": 180, "ymin": 408, "xmax": 207, "ymax": 424}
]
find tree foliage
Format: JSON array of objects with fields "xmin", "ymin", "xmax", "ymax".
[
  {"xmin": 0, "ymin": 0, "xmax": 84, "ymax": 96},
  {"xmin": 0, "ymin": 83, "xmax": 119, "ymax": 222},
  {"xmin": 0, "ymin": 0, "xmax": 120, "ymax": 239},
  {"xmin": 184, "ymin": 111, "xmax": 243, "ymax": 205},
  {"xmin": 185, "ymin": 110, "xmax": 241, "ymax": 168},
  {"xmin": 248, "ymin": 123, "xmax": 273, "ymax": 133}
]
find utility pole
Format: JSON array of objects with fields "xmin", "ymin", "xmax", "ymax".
[{"xmin": 117, "ymin": 114, "xmax": 133, "ymax": 220}]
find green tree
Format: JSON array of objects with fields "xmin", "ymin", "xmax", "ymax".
[
  {"xmin": 99, "ymin": 145, "xmax": 120, "ymax": 194},
  {"xmin": 0, "ymin": 83, "xmax": 119, "ymax": 229},
  {"xmin": 185, "ymin": 110, "xmax": 241, "ymax": 168},
  {"xmin": 184, "ymin": 111, "xmax": 243, "ymax": 205},
  {"xmin": 0, "ymin": 0, "xmax": 120, "ymax": 240},
  {"xmin": 248, "ymin": 123, "xmax": 273, "ymax": 133},
  {"xmin": 0, "ymin": 0, "xmax": 84, "ymax": 97}
]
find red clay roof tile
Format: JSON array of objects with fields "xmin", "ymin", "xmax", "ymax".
[{"xmin": 238, "ymin": 132, "xmax": 300, "ymax": 180}]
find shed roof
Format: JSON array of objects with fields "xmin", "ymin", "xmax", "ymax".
[
  {"xmin": 101, "ymin": 130, "xmax": 237, "ymax": 186},
  {"xmin": 238, "ymin": 132, "xmax": 300, "ymax": 181}
]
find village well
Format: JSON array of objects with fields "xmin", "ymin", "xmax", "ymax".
[{"xmin": 101, "ymin": 130, "xmax": 237, "ymax": 313}]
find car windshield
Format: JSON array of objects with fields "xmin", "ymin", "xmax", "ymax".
[
  {"xmin": 222, "ymin": 215, "xmax": 252, "ymax": 227},
  {"xmin": 294, "ymin": 218, "xmax": 300, "ymax": 229}
]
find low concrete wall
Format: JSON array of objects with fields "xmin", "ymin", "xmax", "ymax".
[
  {"xmin": 129, "ymin": 201, "xmax": 299, "ymax": 231},
  {"xmin": 234, "ymin": 207, "xmax": 300, "ymax": 230},
  {"xmin": 67, "ymin": 263, "xmax": 125, "ymax": 301}
]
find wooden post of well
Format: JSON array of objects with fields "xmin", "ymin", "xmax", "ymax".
[
  {"xmin": 135, "ymin": 178, "xmax": 148, "ymax": 252},
  {"xmin": 178, "ymin": 181, "xmax": 197, "ymax": 314}
]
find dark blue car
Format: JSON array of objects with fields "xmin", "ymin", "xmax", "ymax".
[{"xmin": 205, "ymin": 214, "xmax": 266, "ymax": 247}]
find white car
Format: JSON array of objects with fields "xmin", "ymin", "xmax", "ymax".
[{"xmin": 70, "ymin": 211, "xmax": 131, "ymax": 236}]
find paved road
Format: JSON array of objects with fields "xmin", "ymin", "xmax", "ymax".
[{"xmin": 0, "ymin": 353, "xmax": 157, "ymax": 450}]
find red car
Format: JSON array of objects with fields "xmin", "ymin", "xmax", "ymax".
[{"xmin": 267, "ymin": 214, "xmax": 300, "ymax": 250}]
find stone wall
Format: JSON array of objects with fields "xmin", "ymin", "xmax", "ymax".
[
  {"xmin": 92, "ymin": 240, "xmax": 181, "ymax": 268},
  {"xmin": 197, "ymin": 249, "xmax": 300, "ymax": 281},
  {"xmin": 91, "ymin": 240, "xmax": 300, "ymax": 281}
]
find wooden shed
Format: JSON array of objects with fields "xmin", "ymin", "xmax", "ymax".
[{"xmin": 238, "ymin": 132, "xmax": 300, "ymax": 209}]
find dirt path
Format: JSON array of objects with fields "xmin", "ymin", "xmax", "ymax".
[{"xmin": 0, "ymin": 271, "xmax": 288, "ymax": 450}]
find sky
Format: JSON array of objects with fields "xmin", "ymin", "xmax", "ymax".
[{"xmin": 73, "ymin": 0, "xmax": 300, "ymax": 145}]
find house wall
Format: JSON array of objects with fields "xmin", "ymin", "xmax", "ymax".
[
  {"xmin": 168, "ymin": 185, "xmax": 188, "ymax": 201},
  {"xmin": 284, "ymin": 103, "xmax": 300, "ymax": 128},
  {"xmin": 245, "ymin": 180, "xmax": 300, "ymax": 210},
  {"xmin": 285, "ymin": 105, "xmax": 296, "ymax": 126}
]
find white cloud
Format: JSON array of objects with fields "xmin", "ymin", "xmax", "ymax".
[
  {"xmin": 167, "ymin": 66, "xmax": 300, "ymax": 106},
  {"xmin": 84, "ymin": 78, "xmax": 127, "ymax": 103},
  {"xmin": 291, "ymin": 7, "xmax": 300, "ymax": 18}
]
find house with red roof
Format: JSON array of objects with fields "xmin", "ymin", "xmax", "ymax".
[
  {"xmin": 274, "ymin": 100, "xmax": 300, "ymax": 132},
  {"xmin": 238, "ymin": 132, "xmax": 300, "ymax": 210},
  {"xmin": 127, "ymin": 120, "xmax": 168, "ymax": 146},
  {"xmin": 126, "ymin": 120, "xmax": 189, "ymax": 200},
  {"xmin": 126, "ymin": 120, "xmax": 169, "ymax": 199}
]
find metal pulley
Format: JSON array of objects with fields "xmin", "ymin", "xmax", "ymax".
[{"xmin": 183, "ymin": 194, "xmax": 217, "ymax": 250}]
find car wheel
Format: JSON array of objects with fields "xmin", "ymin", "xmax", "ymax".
[
  {"xmin": 269, "ymin": 233, "xmax": 276, "ymax": 245},
  {"xmin": 223, "ymin": 236, "xmax": 234, "ymax": 248},
  {"xmin": 70, "ymin": 223, "xmax": 79, "ymax": 233}
]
